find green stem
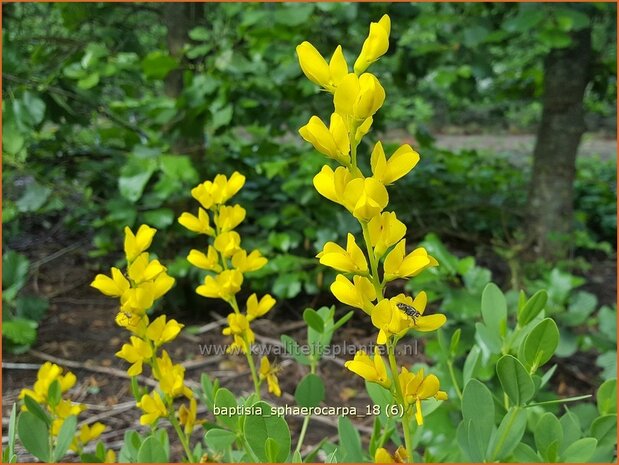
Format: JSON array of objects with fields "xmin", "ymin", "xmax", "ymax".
[
  {"xmin": 361, "ymin": 221, "xmax": 383, "ymax": 299},
  {"xmin": 294, "ymin": 414, "xmax": 311, "ymax": 457},
  {"xmin": 169, "ymin": 412, "xmax": 195, "ymax": 463},
  {"xmin": 229, "ymin": 297, "xmax": 261, "ymax": 398},
  {"xmin": 446, "ymin": 360, "xmax": 463, "ymax": 401},
  {"xmin": 387, "ymin": 340, "xmax": 413, "ymax": 462}
]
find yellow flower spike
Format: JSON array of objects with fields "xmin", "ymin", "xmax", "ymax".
[
  {"xmin": 127, "ymin": 253, "xmax": 166, "ymax": 284},
  {"xmin": 179, "ymin": 397, "xmax": 202, "ymax": 435},
  {"xmin": 70, "ymin": 422, "xmax": 106, "ymax": 452},
  {"xmin": 146, "ymin": 315, "xmax": 184, "ymax": 346},
  {"xmin": 317, "ymin": 233, "xmax": 368, "ymax": 274},
  {"xmin": 246, "ymin": 293, "xmax": 276, "ymax": 322},
  {"xmin": 296, "ymin": 42, "xmax": 348, "ymax": 92},
  {"xmin": 330, "ymin": 274, "xmax": 376, "ymax": 314},
  {"xmin": 222, "ymin": 313, "xmax": 255, "ymax": 353},
  {"xmin": 216, "ymin": 204, "xmax": 246, "ymax": 232},
  {"xmin": 334, "ymin": 73, "xmax": 385, "ymax": 122},
  {"xmin": 370, "ymin": 142, "xmax": 420, "ymax": 185},
  {"xmin": 90, "ymin": 267, "xmax": 129, "ymax": 297},
  {"xmin": 299, "ymin": 113, "xmax": 350, "ymax": 165},
  {"xmin": 344, "ymin": 348, "xmax": 391, "ymax": 388},
  {"xmin": 155, "ymin": 351, "xmax": 193, "ymax": 399},
  {"xmin": 383, "ymin": 240, "xmax": 438, "ymax": 281},
  {"xmin": 341, "ymin": 177, "xmax": 389, "ymax": 221},
  {"xmin": 19, "ymin": 362, "xmax": 75, "ymax": 405},
  {"xmin": 115, "ymin": 336, "xmax": 153, "ymax": 376},
  {"xmin": 187, "ymin": 247, "xmax": 223, "ymax": 272},
  {"xmin": 312, "ymin": 165, "xmax": 355, "ymax": 207},
  {"xmin": 213, "ymin": 231, "xmax": 242, "ymax": 258},
  {"xmin": 392, "ymin": 292, "xmax": 446, "ymax": 332},
  {"xmin": 115, "ymin": 311, "xmax": 148, "ymax": 334},
  {"xmin": 371, "ymin": 299, "xmax": 411, "ymax": 344},
  {"xmin": 191, "ymin": 172, "xmax": 246, "ymax": 209},
  {"xmin": 231, "ymin": 249, "xmax": 268, "ymax": 273},
  {"xmin": 124, "ymin": 225, "xmax": 156, "ymax": 262},
  {"xmin": 196, "ymin": 270, "xmax": 243, "ymax": 300},
  {"xmin": 259, "ymin": 356, "xmax": 282, "ymax": 397},
  {"xmin": 178, "ymin": 208, "xmax": 214, "ymax": 236},
  {"xmin": 137, "ymin": 390, "xmax": 168, "ymax": 426},
  {"xmin": 368, "ymin": 211, "xmax": 407, "ymax": 258},
  {"xmin": 354, "ymin": 14, "xmax": 391, "ymax": 75}
]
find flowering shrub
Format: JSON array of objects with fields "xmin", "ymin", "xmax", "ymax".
[{"xmin": 6, "ymin": 13, "xmax": 616, "ymax": 465}]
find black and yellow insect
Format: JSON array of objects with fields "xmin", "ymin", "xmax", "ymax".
[{"xmin": 396, "ymin": 302, "xmax": 421, "ymax": 325}]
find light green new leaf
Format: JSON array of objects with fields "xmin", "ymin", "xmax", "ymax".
[
  {"xmin": 522, "ymin": 318, "xmax": 559, "ymax": 370},
  {"xmin": 496, "ymin": 355, "xmax": 535, "ymax": 405},
  {"xmin": 481, "ymin": 283, "xmax": 507, "ymax": 336},
  {"xmin": 597, "ymin": 378, "xmax": 617, "ymax": 415}
]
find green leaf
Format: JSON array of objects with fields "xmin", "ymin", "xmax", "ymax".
[
  {"xmin": 462, "ymin": 345, "xmax": 481, "ymax": 385},
  {"xmin": 142, "ymin": 208, "xmax": 174, "ymax": 228},
  {"xmin": 512, "ymin": 442, "xmax": 540, "ymax": 462},
  {"xmin": 264, "ymin": 437, "xmax": 279, "ymax": 462},
  {"xmin": 496, "ymin": 355, "xmax": 535, "ymax": 405},
  {"xmin": 522, "ymin": 318, "xmax": 559, "ymax": 370},
  {"xmin": 17, "ymin": 411, "xmax": 50, "ymax": 462},
  {"xmin": 3, "ymin": 318, "xmax": 37, "ymax": 346},
  {"xmin": 449, "ymin": 328, "xmax": 461, "ymax": 356},
  {"xmin": 15, "ymin": 181, "xmax": 52, "ymax": 213},
  {"xmin": 561, "ymin": 437, "xmax": 597, "ymax": 462},
  {"xmin": 559, "ymin": 409, "xmax": 581, "ymax": 450},
  {"xmin": 303, "ymin": 308, "xmax": 324, "ymax": 333},
  {"xmin": 214, "ymin": 388, "xmax": 240, "ymax": 431},
  {"xmin": 204, "ymin": 429, "xmax": 237, "ymax": 452},
  {"xmin": 53, "ymin": 415, "xmax": 77, "ymax": 461},
  {"xmin": 294, "ymin": 373, "xmax": 325, "ymax": 408},
  {"xmin": 488, "ymin": 407, "xmax": 527, "ymax": 460},
  {"xmin": 7, "ymin": 404, "xmax": 17, "ymax": 460},
  {"xmin": 47, "ymin": 380, "xmax": 61, "ymax": 409},
  {"xmin": 590, "ymin": 414, "xmax": 617, "ymax": 449},
  {"xmin": 2, "ymin": 123, "xmax": 25, "ymax": 157},
  {"xmin": 280, "ymin": 335, "xmax": 311, "ymax": 366},
  {"xmin": 137, "ymin": 436, "xmax": 168, "ymax": 463},
  {"xmin": 243, "ymin": 402, "xmax": 291, "ymax": 462},
  {"xmin": 503, "ymin": 8, "xmax": 546, "ymax": 33},
  {"xmin": 481, "ymin": 283, "xmax": 507, "ymax": 336},
  {"xmin": 210, "ymin": 105, "xmax": 234, "ymax": 132},
  {"xmin": 337, "ymin": 415, "xmax": 363, "ymax": 462},
  {"xmin": 535, "ymin": 413, "xmax": 563, "ymax": 459},
  {"xmin": 518, "ymin": 290, "xmax": 547, "ymax": 326},
  {"xmin": 23, "ymin": 395, "xmax": 51, "ymax": 426},
  {"xmin": 118, "ymin": 157, "xmax": 157, "ymax": 202},
  {"xmin": 141, "ymin": 51, "xmax": 178, "ymax": 80},
  {"xmin": 462, "ymin": 379, "xmax": 495, "ymax": 461},
  {"xmin": 475, "ymin": 322, "xmax": 502, "ymax": 355},
  {"xmin": 77, "ymin": 72, "xmax": 100, "ymax": 90},
  {"xmin": 597, "ymin": 378, "xmax": 617, "ymax": 414},
  {"xmin": 189, "ymin": 26, "xmax": 210, "ymax": 41},
  {"xmin": 16, "ymin": 295, "xmax": 49, "ymax": 321}
]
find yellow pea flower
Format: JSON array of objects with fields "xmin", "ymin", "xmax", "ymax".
[
  {"xmin": 296, "ymin": 42, "xmax": 348, "ymax": 92},
  {"xmin": 222, "ymin": 313, "xmax": 255, "ymax": 353},
  {"xmin": 330, "ymin": 274, "xmax": 376, "ymax": 314},
  {"xmin": 52, "ymin": 399, "xmax": 86, "ymax": 422},
  {"xmin": 246, "ymin": 293, "xmax": 276, "ymax": 321},
  {"xmin": 259, "ymin": 357, "xmax": 282, "ymax": 397},
  {"xmin": 370, "ymin": 142, "xmax": 420, "ymax": 185},
  {"xmin": 317, "ymin": 233, "xmax": 368, "ymax": 274},
  {"xmin": 115, "ymin": 336, "xmax": 153, "ymax": 376},
  {"xmin": 334, "ymin": 73, "xmax": 385, "ymax": 122},
  {"xmin": 341, "ymin": 177, "xmax": 389, "ymax": 222},
  {"xmin": 231, "ymin": 249, "xmax": 268, "ymax": 273},
  {"xmin": 137, "ymin": 390, "xmax": 167, "ymax": 426},
  {"xmin": 216, "ymin": 204, "xmax": 246, "ymax": 232},
  {"xmin": 178, "ymin": 397, "xmax": 202, "ymax": 435},
  {"xmin": 104, "ymin": 450, "xmax": 116, "ymax": 463},
  {"xmin": 120, "ymin": 286, "xmax": 155, "ymax": 316},
  {"xmin": 368, "ymin": 211, "xmax": 407, "ymax": 258},
  {"xmin": 153, "ymin": 272, "xmax": 175, "ymax": 299},
  {"xmin": 383, "ymin": 240, "xmax": 438, "ymax": 281},
  {"xmin": 115, "ymin": 311, "xmax": 148, "ymax": 334},
  {"xmin": 90, "ymin": 267, "xmax": 129, "ymax": 297},
  {"xmin": 344, "ymin": 348, "xmax": 391, "ymax": 388},
  {"xmin": 371, "ymin": 299, "xmax": 411, "ymax": 344},
  {"xmin": 392, "ymin": 292, "xmax": 447, "ymax": 332},
  {"xmin": 191, "ymin": 172, "xmax": 246, "ymax": 209},
  {"xmin": 196, "ymin": 270, "xmax": 243, "ymax": 300},
  {"xmin": 374, "ymin": 446, "xmax": 407, "ymax": 463},
  {"xmin": 154, "ymin": 350, "xmax": 192, "ymax": 399},
  {"xmin": 127, "ymin": 253, "xmax": 166, "ymax": 284},
  {"xmin": 187, "ymin": 247, "xmax": 222, "ymax": 272},
  {"xmin": 178, "ymin": 208, "xmax": 214, "ymax": 236},
  {"xmin": 146, "ymin": 315, "xmax": 184, "ymax": 346},
  {"xmin": 299, "ymin": 113, "xmax": 350, "ymax": 165},
  {"xmin": 19, "ymin": 362, "xmax": 76, "ymax": 405},
  {"xmin": 313, "ymin": 165, "xmax": 355, "ymax": 207},
  {"xmin": 70, "ymin": 422, "xmax": 106, "ymax": 452},
  {"xmin": 124, "ymin": 225, "xmax": 156, "ymax": 263},
  {"xmin": 213, "ymin": 231, "xmax": 241, "ymax": 258},
  {"xmin": 398, "ymin": 367, "xmax": 447, "ymax": 425},
  {"xmin": 354, "ymin": 14, "xmax": 391, "ymax": 74}
]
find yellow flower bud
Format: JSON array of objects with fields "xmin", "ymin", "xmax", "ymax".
[
  {"xmin": 383, "ymin": 240, "xmax": 438, "ymax": 281},
  {"xmin": 191, "ymin": 172, "xmax": 246, "ymax": 209},
  {"xmin": 299, "ymin": 113, "xmax": 350, "ymax": 165},
  {"xmin": 246, "ymin": 293, "xmax": 276, "ymax": 321},
  {"xmin": 146, "ymin": 315, "xmax": 184, "ymax": 346},
  {"xmin": 330, "ymin": 274, "xmax": 376, "ymax": 314},
  {"xmin": 296, "ymin": 42, "xmax": 348, "ymax": 92},
  {"xmin": 344, "ymin": 348, "xmax": 391, "ymax": 388},
  {"xmin": 196, "ymin": 270, "xmax": 243, "ymax": 300},
  {"xmin": 370, "ymin": 141, "xmax": 420, "ymax": 185},
  {"xmin": 368, "ymin": 211, "xmax": 407, "ymax": 258},
  {"xmin": 178, "ymin": 208, "xmax": 214, "ymax": 235},
  {"xmin": 187, "ymin": 247, "xmax": 222, "ymax": 272},
  {"xmin": 334, "ymin": 73, "xmax": 385, "ymax": 122},
  {"xmin": 216, "ymin": 204, "xmax": 246, "ymax": 232},
  {"xmin": 317, "ymin": 233, "xmax": 368, "ymax": 274},
  {"xmin": 354, "ymin": 15, "xmax": 391, "ymax": 74},
  {"xmin": 90, "ymin": 267, "xmax": 129, "ymax": 297},
  {"xmin": 231, "ymin": 249, "xmax": 267, "ymax": 273},
  {"xmin": 127, "ymin": 253, "xmax": 166, "ymax": 284},
  {"xmin": 214, "ymin": 231, "xmax": 241, "ymax": 258},
  {"xmin": 259, "ymin": 356, "xmax": 282, "ymax": 397},
  {"xmin": 124, "ymin": 224, "xmax": 156, "ymax": 262}
]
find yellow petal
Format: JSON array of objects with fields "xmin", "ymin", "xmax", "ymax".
[{"xmin": 296, "ymin": 41, "xmax": 330, "ymax": 88}]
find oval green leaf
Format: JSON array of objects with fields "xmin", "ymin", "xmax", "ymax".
[{"xmin": 496, "ymin": 355, "xmax": 535, "ymax": 405}]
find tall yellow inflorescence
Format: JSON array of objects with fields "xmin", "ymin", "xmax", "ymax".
[
  {"xmin": 91, "ymin": 225, "xmax": 198, "ymax": 449},
  {"xmin": 179, "ymin": 172, "xmax": 280, "ymax": 398},
  {"xmin": 297, "ymin": 14, "xmax": 448, "ymax": 459}
]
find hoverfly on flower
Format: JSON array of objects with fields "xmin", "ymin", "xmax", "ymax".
[{"xmin": 396, "ymin": 302, "xmax": 421, "ymax": 325}]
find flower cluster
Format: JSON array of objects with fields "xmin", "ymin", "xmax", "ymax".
[
  {"xmin": 297, "ymin": 13, "xmax": 448, "ymax": 457},
  {"xmin": 91, "ymin": 226, "xmax": 196, "ymax": 434},
  {"xmin": 179, "ymin": 173, "xmax": 280, "ymax": 397},
  {"xmin": 19, "ymin": 362, "xmax": 113, "ymax": 460}
]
